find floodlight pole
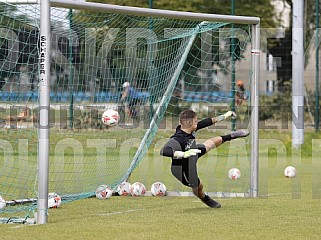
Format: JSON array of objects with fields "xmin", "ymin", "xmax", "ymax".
[
  {"xmin": 38, "ymin": 0, "xmax": 51, "ymax": 224},
  {"xmin": 68, "ymin": 9, "xmax": 74, "ymax": 129},
  {"xmin": 316, "ymin": 0, "xmax": 320, "ymax": 132}
]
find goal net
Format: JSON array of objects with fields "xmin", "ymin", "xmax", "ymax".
[{"xmin": 0, "ymin": 0, "xmax": 259, "ymax": 223}]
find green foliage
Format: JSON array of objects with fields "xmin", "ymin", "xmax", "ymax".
[
  {"xmin": 259, "ymin": 92, "xmax": 292, "ymax": 121},
  {"xmin": 259, "ymin": 89, "xmax": 317, "ymax": 127}
]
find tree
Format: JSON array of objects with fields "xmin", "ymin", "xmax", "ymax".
[{"xmin": 73, "ymin": 0, "xmax": 280, "ymax": 92}]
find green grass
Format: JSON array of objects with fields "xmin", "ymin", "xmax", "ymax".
[
  {"xmin": 0, "ymin": 129, "xmax": 321, "ymax": 239},
  {"xmin": 1, "ymin": 193, "xmax": 321, "ymax": 239}
]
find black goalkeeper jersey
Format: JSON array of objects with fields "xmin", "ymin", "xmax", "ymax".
[{"xmin": 161, "ymin": 118, "xmax": 213, "ymax": 158}]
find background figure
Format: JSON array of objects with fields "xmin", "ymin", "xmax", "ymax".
[
  {"xmin": 235, "ymin": 80, "xmax": 247, "ymax": 106},
  {"xmin": 120, "ymin": 82, "xmax": 141, "ymax": 119},
  {"xmin": 234, "ymin": 80, "xmax": 248, "ymax": 123}
]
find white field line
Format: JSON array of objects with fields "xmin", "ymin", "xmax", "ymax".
[
  {"xmin": 10, "ymin": 223, "xmax": 37, "ymax": 228},
  {"xmin": 10, "ymin": 223, "xmax": 37, "ymax": 229},
  {"xmin": 95, "ymin": 208, "xmax": 144, "ymax": 216}
]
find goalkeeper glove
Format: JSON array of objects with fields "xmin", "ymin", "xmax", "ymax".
[
  {"xmin": 216, "ymin": 111, "xmax": 236, "ymax": 123},
  {"xmin": 173, "ymin": 149, "xmax": 201, "ymax": 159}
]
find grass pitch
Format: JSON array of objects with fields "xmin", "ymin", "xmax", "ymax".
[
  {"xmin": 1, "ymin": 130, "xmax": 321, "ymax": 239},
  {"xmin": 1, "ymin": 190, "xmax": 321, "ymax": 239}
]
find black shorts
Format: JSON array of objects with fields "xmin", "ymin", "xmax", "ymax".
[{"xmin": 170, "ymin": 144, "xmax": 206, "ymax": 188}]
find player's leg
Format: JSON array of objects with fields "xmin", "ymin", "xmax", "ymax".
[
  {"xmin": 171, "ymin": 154, "xmax": 221, "ymax": 208},
  {"xmin": 183, "ymin": 157, "xmax": 221, "ymax": 209},
  {"xmin": 191, "ymin": 181, "xmax": 205, "ymax": 199},
  {"xmin": 230, "ymin": 129, "xmax": 250, "ymax": 139},
  {"xmin": 127, "ymin": 100, "xmax": 134, "ymax": 117},
  {"xmin": 202, "ymin": 129, "xmax": 250, "ymax": 153},
  {"xmin": 192, "ymin": 180, "xmax": 221, "ymax": 208},
  {"xmin": 171, "ymin": 158, "xmax": 203, "ymax": 194},
  {"xmin": 128, "ymin": 99, "xmax": 139, "ymax": 119},
  {"xmin": 202, "ymin": 137, "xmax": 223, "ymax": 152}
]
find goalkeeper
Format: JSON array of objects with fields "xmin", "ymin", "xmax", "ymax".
[{"xmin": 160, "ymin": 109, "xmax": 249, "ymax": 208}]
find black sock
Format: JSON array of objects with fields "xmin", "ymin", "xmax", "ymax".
[{"xmin": 221, "ymin": 134, "xmax": 232, "ymax": 143}]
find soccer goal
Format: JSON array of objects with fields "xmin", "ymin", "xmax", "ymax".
[{"xmin": 0, "ymin": 0, "xmax": 259, "ymax": 224}]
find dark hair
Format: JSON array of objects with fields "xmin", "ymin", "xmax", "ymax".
[{"xmin": 179, "ymin": 109, "xmax": 197, "ymax": 126}]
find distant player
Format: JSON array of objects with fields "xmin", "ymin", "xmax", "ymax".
[
  {"xmin": 235, "ymin": 80, "xmax": 247, "ymax": 106},
  {"xmin": 160, "ymin": 109, "xmax": 249, "ymax": 208},
  {"xmin": 234, "ymin": 80, "xmax": 248, "ymax": 121},
  {"xmin": 120, "ymin": 82, "xmax": 141, "ymax": 118}
]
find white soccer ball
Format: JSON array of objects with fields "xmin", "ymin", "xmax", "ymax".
[
  {"xmin": 117, "ymin": 182, "xmax": 131, "ymax": 196},
  {"xmin": 284, "ymin": 166, "xmax": 297, "ymax": 178},
  {"xmin": 0, "ymin": 196, "xmax": 6, "ymax": 210},
  {"xmin": 130, "ymin": 182, "xmax": 146, "ymax": 197},
  {"xmin": 151, "ymin": 182, "xmax": 167, "ymax": 196},
  {"xmin": 95, "ymin": 185, "xmax": 113, "ymax": 199},
  {"xmin": 228, "ymin": 168, "xmax": 241, "ymax": 180},
  {"xmin": 101, "ymin": 109, "xmax": 119, "ymax": 126},
  {"xmin": 48, "ymin": 192, "xmax": 62, "ymax": 208}
]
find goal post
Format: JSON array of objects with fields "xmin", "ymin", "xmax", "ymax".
[
  {"xmin": 0, "ymin": 0, "xmax": 260, "ymax": 224},
  {"xmin": 38, "ymin": 0, "xmax": 51, "ymax": 225}
]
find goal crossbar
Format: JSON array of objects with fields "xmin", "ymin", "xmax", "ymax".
[{"xmin": 50, "ymin": 0, "xmax": 260, "ymax": 25}]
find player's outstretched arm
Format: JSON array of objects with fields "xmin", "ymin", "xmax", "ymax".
[
  {"xmin": 213, "ymin": 111, "xmax": 236, "ymax": 123},
  {"xmin": 196, "ymin": 118, "xmax": 214, "ymax": 130}
]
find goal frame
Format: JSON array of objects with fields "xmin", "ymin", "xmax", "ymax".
[{"xmin": 37, "ymin": 0, "xmax": 260, "ymax": 224}]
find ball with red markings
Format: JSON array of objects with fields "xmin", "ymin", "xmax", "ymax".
[
  {"xmin": 130, "ymin": 182, "xmax": 146, "ymax": 197},
  {"xmin": 117, "ymin": 182, "xmax": 131, "ymax": 196},
  {"xmin": 151, "ymin": 182, "xmax": 167, "ymax": 196},
  {"xmin": 102, "ymin": 109, "xmax": 119, "ymax": 126},
  {"xmin": 228, "ymin": 168, "xmax": 241, "ymax": 180},
  {"xmin": 95, "ymin": 185, "xmax": 112, "ymax": 200},
  {"xmin": 48, "ymin": 192, "xmax": 62, "ymax": 208}
]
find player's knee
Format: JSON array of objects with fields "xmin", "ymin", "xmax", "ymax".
[
  {"xmin": 203, "ymin": 140, "xmax": 216, "ymax": 152},
  {"xmin": 205, "ymin": 137, "xmax": 223, "ymax": 151}
]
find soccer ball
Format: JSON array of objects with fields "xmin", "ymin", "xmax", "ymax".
[
  {"xmin": 284, "ymin": 166, "xmax": 297, "ymax": 178},
  {"xmin": 228, "ymin": 168, "xmax": 241, "ymax": 180},
  {"xmin": 130, "ymin": 182, "xmax": 146, "ymax": 197},
  {"xmin": 101, "ymin": 109, "xmax": 119, "ymax": 126},
  {"xmin": 95, "ymin": 185, "xmax": 113, "ymax": 199},
  {"xmin": 117, "ymin": 182, "xmax": 131, "ymax": 196},
  {"xmin": 151, "ymin": 182, "xmax": 167, "ymax": 196},
  {"xmin": 0, "ymin": 196, "xmax": 6, "ymax": 210},
  {"xmin": 48, "ymin": 192, "xmax": 62, "ymax": 208}
]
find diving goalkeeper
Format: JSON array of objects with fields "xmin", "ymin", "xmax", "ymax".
[{"xmin": 160, "ymin": 109, "xmax": 249, "ymax": 208}]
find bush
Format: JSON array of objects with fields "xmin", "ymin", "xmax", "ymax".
[{"xmin": 259, "ymin": 93, "xmax": 292, "ymax": 121}]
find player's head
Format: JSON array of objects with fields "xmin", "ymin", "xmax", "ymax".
[
  {"xmin": 237, "ymin": 80, "xmax": 243, "ymax": 86},
  {"xmin": 122, "ymin": 82, "xmax": 130, "ymax": 88},
  {"xmin": 179, "ymin": 109, "xmax": 197, "ymax": 130}
]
